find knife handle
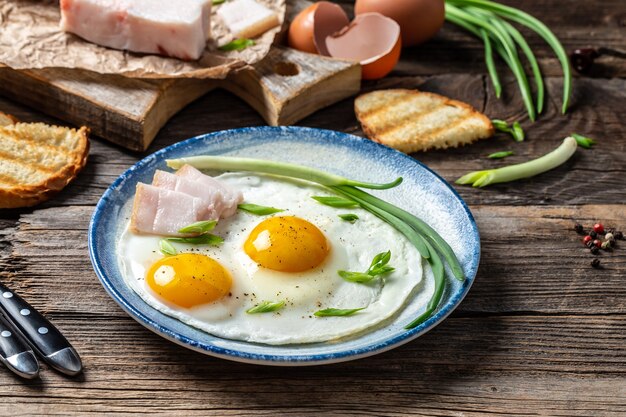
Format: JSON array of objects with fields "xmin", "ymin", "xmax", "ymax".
[
  {"xmin": 0, "ymin": 283, "xmax": 82, "ymax": 375},
  {"xmin": 0, "ymin": 314, "xmax": 39, "ymax": 379}
]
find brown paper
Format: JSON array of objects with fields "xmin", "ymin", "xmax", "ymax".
[{"xmin": 0, "ymin": 0, "xmax": 285, "ymax": 79}]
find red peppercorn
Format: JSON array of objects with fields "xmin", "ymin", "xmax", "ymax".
[
  {"xmin": 593, "ymin": 239, "xmax": 602, "ymax": 248},
  {"xmin": 593, "ymin": 223, "xmax": 604, "ymax": 234},
  {"xmin": 583, "ymin": 235, "xmax": 592, "ymax": 245}
]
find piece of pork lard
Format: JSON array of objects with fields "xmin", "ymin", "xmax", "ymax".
[
  {"xmin": 130, "ymin": 184, "xmax": 205, "ymax": 236},
  {"xmin": 60, "ymin": 0, "xmax": 211, "ymax": 60},
  {"xmin": 174, "ymin": 165, "xmax": 243, "ymax": 218}
]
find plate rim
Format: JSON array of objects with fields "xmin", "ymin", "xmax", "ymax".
[{"xmin": 88, "ymin": 126, "xmax": 480, "ymax": 365}]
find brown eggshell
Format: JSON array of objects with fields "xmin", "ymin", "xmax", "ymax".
[
  {"xmin": 287, "ymin": 3, "xmax": 319, "ymax": 54},
  {"xmin": 354, "ymin": 0, "xmax": 445, "ymax": 47},
  {"xmin": 325, "ymin": 13, "xmax": 401, "ymax": 79},
  {"xmin": 312, "ymin": 2, "xmax": 350, "ymax": 56}
]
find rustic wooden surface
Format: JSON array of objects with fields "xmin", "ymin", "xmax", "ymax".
[{"xmin": 0, "ymin": 0, "xmax": 625, "ymax": 415}]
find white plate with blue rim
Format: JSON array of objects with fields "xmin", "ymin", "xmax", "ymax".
[{"xmin": 88, "ymin": 126, "xmax": 480, "ymax": 366}]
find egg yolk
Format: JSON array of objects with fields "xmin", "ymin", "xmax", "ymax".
[
  {"xmin": 146, "ymin": 253, "xmax": 231, "ymax": 308},
  {"xmin": 244, "ymin": 216, "xmax": 330, "ymax": 272}
]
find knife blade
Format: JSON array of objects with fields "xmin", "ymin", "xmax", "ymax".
[
  {"xmin": 0, "ymin": 282, "xmax": 82, "ymax": 376},
  {"xmin": 0, "ymin": 313, "xmax": 39, "ymax": 379}
]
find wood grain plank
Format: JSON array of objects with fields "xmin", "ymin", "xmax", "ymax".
[{"xmin": 0, "ymin": 315, "xmax": 622, "ymax": 416}]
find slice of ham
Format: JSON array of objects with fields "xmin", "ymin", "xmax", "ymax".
[
  {"xmin": 174, "ymin": 165, "xmax": 243, "ymax": 218},
  {"xmin": 60, "ymin": 0, "xmax": 212, "ymax": 60},
  {"xmin": 130, "ymin": 165, "xmax": 243, "ymax": 236},
  {"xmin": 130, "ymin": 184, "xmax": 205, "ymax": 236}
]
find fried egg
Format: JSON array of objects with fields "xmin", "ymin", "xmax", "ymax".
[{"xmin": 118, "ymin": 173, "xmax": 426, "ymax": 345}]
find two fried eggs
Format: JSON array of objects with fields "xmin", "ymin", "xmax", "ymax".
[{"xmin": 118, "ymin": 173, "xmax": 426, "ymax": 345}]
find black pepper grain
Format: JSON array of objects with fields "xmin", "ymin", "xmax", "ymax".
[
  {"xmin": 590, "ymin": 246, "xmax": 599, "ymax": 255},
  {"xmin": 589, "ymin": 230, "xmax": 598, "ymax": 239},
  {"xmin": 591, "ymin": 258, "xmax": 601, "ymax": 268},
  {"xmin": 574, "ymin": 223, "xmax": 584, "ymax": 234}
]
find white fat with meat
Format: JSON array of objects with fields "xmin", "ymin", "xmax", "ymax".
[
  {"xmin": 174, "ymin": 165, "xmax": 243, "ymax": 218},
  {"xmin": 130, "ymin": 184, "xmax": 204, "ymax": 236},
  {"xmin": 130, "ymin": 165, "xmax": 243, "ymax": 236},
  {"xmin": 60, "ymin": 0, "xmax": 211, "ymax": 60}
]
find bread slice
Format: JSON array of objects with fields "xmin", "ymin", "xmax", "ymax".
[
  {"xmin": 355, "ymin": 89, "xmax": 494, "ymax": 153},
  {"xmin": 0, "ymin": 120, "xmax": 89, "ymax": 208},
  {"xmin": 0, "ymin": 112, "xmax": 18, "ymax": 127}
]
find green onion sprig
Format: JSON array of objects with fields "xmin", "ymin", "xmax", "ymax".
[
  {"xmin": 312, "ymin": 196, "xmax": 360, "ymax": 208},
  {"xmin": 492, "ymin": 119, "xmax": 524, "ymax": 142},
  {"xmin": 445, "ymin": 0, "xmax": 572, "ymax": 118},
  {"xmin": 457, "ymin": 136, "xmax": 577, "ymax": 187}
]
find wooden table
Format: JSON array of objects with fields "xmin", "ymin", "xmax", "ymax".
[{"xmin": 0, "ymin": 0, "xmax": 624, "ymax": 415}]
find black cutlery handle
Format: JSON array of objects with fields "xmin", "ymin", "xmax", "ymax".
[
  {"xmin": 0, "ymin": 283, "xmax": 82, "ymax": 375},
  {"xmin": 0, "ymin": 315, "xmax": 39, "ymax": 379}
]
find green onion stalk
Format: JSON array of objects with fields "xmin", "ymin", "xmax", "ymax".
[
  {"xmin": 167, "ymin": 156, "xmax": 465, "ymax": 328},
  {"xmin": 444, "ymin": 0, "xmax": 571, "ymax": 118}
]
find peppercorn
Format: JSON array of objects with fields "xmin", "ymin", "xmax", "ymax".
[
  {"xmin": 590, "ymin": 246, "xmax": 600, "ymax": 254},
  {"xmin": 605, "ymin": 232, "xmax": 614, "ymax": 241},
  {"xmin": 601, "ymin": 241, "xmax": 612, "ymax": 250},
  {"xmin": 593, "ymin": 239, "xmax": 602, "ymax": 248},
  {"xmin": 593, "ymin": 223, "xmax": 604, "ymax": 234},
  {"xmin": 615, "ymin": 231, "xmax": 624, "ymax": 240},
  {"xmin": 583, "ymin": 235, "xmax": 592, "ymax": 245},
  {"xmin": 586, "ymin": 241, "xmax": 594, "ymax": 248},
  {"xmin": 574, "ymin": 223, "xmax": 584, "ymax": 234},
  {"xmin": 591, "ymin": 258, "xmax": 601, "ymax": 268},
  {"xmin": 589, "ymin": 230, "xmax": 598, "ymax": 239}
]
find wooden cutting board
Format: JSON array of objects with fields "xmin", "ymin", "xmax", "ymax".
[{"xmin": 0, "ymin": 46, "xmax": 361, "ymax": 151}]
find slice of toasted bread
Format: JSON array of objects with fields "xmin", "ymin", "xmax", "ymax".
[
  {"xmin": 355, "ymin": 89, "xmax": 494, "ymax": 153},
  {"xmin": 0, "ymin": 112, "xmax": 18, "ymax": 127},
  {"xmin": 0, "ymin": 120, "xmax": 89, "ymax": 208}
]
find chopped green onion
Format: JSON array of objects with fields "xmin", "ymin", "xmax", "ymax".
[
  {"xmin": 219, "ymin": 39, "xmax": 255, "ymax": 52},
  {"xmin": 246, "ymin": 301, "xmax": 285, "ymax": 314},
  {"xmin": 488, "ymin": 151, "xmax": 514, "ymax": 159},
  {"xmin": 338, "ymin": 213, "xmax": 359, "ymax": 223},
  {"xmin": 167, "ymin": 234, "xmax": 224, "ymax": 245},
  {"xmin": 166, "ymin": 156, "xmax": 403, "ymax": 190},
  {"xmin": 492, "ymin": 119, "xmax": 510, "ymax": 131},
  {"xmin": 178, "ymin": 220, "xmax": 217, "ymax": 234},
  {"xmin": 212, "ymin": 0, "xmax": 225, "ymax": 4},
  {"xmin": 457, "ymin": 136, "xmax": 577, "ymax": 187},
  {"xmin": 339, "ymin": 250, "xmax": 395, "ymax": 283},
  {"xmin": 159, "ymin": 239, "xmax": 177, "ymax": 256},
  {"xmin": 572, "ymin": 133, "xmax": 596, "ymax": 149},
  {"xmin": 238, "ymin": 203, "xmax": 284, "ymax": 215},
  {"xmin": 312, "ymin": 196, "xmax": 360, "ymax": 208},
  {"xmin": 314, "ymin": 308, "xmax": 365, "ymax": 317},
  {"xmin": 491, "ymin": 119, "xmax": 524, "ymax": 142},
  {"xmin": 511, "ymin": 121, "xmax": 525, "ymax": 142}
]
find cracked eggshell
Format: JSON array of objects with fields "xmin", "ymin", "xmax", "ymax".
[
  {"xmin": 325, "ymin": 13, "xmax": 401, "ymax": 80},
  {"xmin": 355, "ymin": 0, "xmax": 445, "ymax": 47},
  {"xmin": 288, "ymin": 1, "xmax": 349, "ymax": 55}
]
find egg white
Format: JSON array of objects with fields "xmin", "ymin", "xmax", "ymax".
[{"xmin": 118, "ymin": 173, "xmax": 426, "ymax": 345}]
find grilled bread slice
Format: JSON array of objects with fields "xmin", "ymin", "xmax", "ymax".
[
  {"xmin": 355, "ymin": 89, "xmax": 494, "ymax": 153},
  {"xmin": 0, "ymin": 112, "xmax": 18, "ymax": 127},
  {"xmin": 0, "ymin": 120, "xmax": 89, "ymax": 208}
]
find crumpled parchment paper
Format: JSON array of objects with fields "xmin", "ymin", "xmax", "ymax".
[{"xmin": 0, "ymin": 0, "xmax": 286, "ymax": 79}]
